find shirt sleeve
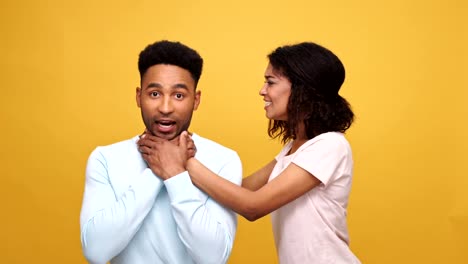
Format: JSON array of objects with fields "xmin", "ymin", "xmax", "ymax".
[
  {"xmin": 164, "ymin": 154, "xmax": 242, "ymax": 264},
  {"xmin": 79, "ymin": 147, "xmax": 164, "ymax": 264},
  {"xmin": 292, "ymin": 136, "xmax": 348, "ymax": 186}
]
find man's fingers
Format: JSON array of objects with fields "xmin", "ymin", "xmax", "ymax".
[
  {"xmin": 138, "ymin": 137, "xmax": 162, "ymax": 149},
  {"xmin": 138, "ymin": 145, "xmax": 153, "ymax": 155},
  {"xmin": 139, "ymin": 132, "xmax": 166, "ymax": 144}
]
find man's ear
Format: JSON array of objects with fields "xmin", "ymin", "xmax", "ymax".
[
  {"xmin": 136, "ymin": 87, "xmax": 141, "ymax": 107},
  {"xmin": 193, "ymin": 90, "xmax": 201, "ymax": 110}
]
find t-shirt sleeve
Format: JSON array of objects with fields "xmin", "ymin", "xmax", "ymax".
[{"xmin": 291, "ymin": 136, "xmax": 348, "ymax": 186}]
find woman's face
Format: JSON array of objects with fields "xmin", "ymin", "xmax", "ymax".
[{"xmin": 259, "ymin": 63, "xmax": 291, "ymax": 121}]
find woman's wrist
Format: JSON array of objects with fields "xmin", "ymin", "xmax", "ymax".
[{"xmin": 186, "ymin": 157, "xmax": 196, "ymax": 172}]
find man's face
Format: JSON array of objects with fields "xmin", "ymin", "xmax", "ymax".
[{"xmin": 136, "ymin": 64, "xmax": 201, "ymax": 140}]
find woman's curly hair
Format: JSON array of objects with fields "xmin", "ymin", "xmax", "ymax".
[{"xmin": 267, "ymin": 42, "xmax": 354, "ymax": 143}]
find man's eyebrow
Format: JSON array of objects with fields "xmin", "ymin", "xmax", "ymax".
[
  {"xmin": 173, "ymin": 83, "xmax": 189, "ymax": 89},
  {"xmin": 145, "ymin": 82, "xmax": 162, "ymax": 89}
]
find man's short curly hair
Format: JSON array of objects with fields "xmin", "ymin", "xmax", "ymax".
[{"xmin": 138, "ymin": 40, "xmax": 203, "ymax": 87}]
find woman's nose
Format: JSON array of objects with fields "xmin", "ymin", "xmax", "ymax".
[{"xmin": 259, "ymin": 84, "xmax": 267, "ymax": 96}]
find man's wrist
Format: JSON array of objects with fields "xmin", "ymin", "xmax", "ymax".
[{"xmin": 162, "ymin": 166, "xmax": 186, "ymax": 180}]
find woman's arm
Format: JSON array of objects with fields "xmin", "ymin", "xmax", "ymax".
[
  {"xmin": 241, "ymin": 159, "xmax": 276, "ymax": 191},
  {"xmin": 186, "ymin": 158, "xmax": 321, "ymax": 221}
]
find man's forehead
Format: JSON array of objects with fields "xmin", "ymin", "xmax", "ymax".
[
  {"xmin": 144, "ymin": 82, "xmax": 190, "ymax": 90},
  {"xmin": 142, "ymin": 65, "xmax": 195, "ymax": 86}
]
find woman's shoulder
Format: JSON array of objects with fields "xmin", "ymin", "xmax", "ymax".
[{"xmin": 301, "ymin": 132, "xmax": 351, "ymax": 153}]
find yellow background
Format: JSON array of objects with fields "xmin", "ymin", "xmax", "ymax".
[{"xmin": 1, "ymin": 0, "xmax": 467, "ymax": 263}]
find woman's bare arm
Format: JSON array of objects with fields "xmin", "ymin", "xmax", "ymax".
[
  {"xmin": 186, "ymin": 158, "xmax": 321, "ymax": 221},
  {"xmin": 241, "ymin": 160, "xmax": 276, "ymax": 191}
]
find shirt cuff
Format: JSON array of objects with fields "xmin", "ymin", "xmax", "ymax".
[{"xmin": 164, "ymin": 171, "xmax": 200, "ymax": 204}]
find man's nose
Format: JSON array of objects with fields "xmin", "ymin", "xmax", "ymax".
[{"xmin": 158, "ymin": 97, "xmax": 174, "ymax": 114}]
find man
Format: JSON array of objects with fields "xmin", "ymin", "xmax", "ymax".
[{"xmin": 80, "ymin": 40, "xmax": 242, "ymax": 264}]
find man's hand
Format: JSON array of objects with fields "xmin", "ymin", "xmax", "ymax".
[{"xmin": 137, "ymin": 131, "xmax": 196, "ymax": 180}]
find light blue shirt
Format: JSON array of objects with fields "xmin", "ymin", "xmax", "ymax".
[{"xmin": 80, "ymin": 133, "xmax": 242, "ymax": 264}]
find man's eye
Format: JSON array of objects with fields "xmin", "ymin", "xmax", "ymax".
[
  {"xmin": 150, "ymin": 91, "xmax": 159, "ymax": 97},
  {"xmin": 175, "ymin": 93, "xmax": 184, "ymax": 99}
]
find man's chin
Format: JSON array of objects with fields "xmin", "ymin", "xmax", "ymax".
[{"xmin": 153, "ymin": 131, "xmax": 180, "ymax": 141}]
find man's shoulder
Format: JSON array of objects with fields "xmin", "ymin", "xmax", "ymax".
[
  {"xmin": 192, "ymin": 133, "xmax": 242, "ymax": 181},
  {"xmin": 90, "ymin": 135, "xmax": 139, "ymax": 156},
  {"xmin": 192, "ymin": 133, "xmax": 240, "ymax": 161}
]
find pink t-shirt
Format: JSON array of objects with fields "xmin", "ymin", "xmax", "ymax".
[{"xmin": 269, "ymin": 132, "xmax": 360, "ymax": 264}]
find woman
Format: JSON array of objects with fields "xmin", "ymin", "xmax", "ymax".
[{"xmin": 145, "ymin": 42, "xmax": 360, "ymax": 263}]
